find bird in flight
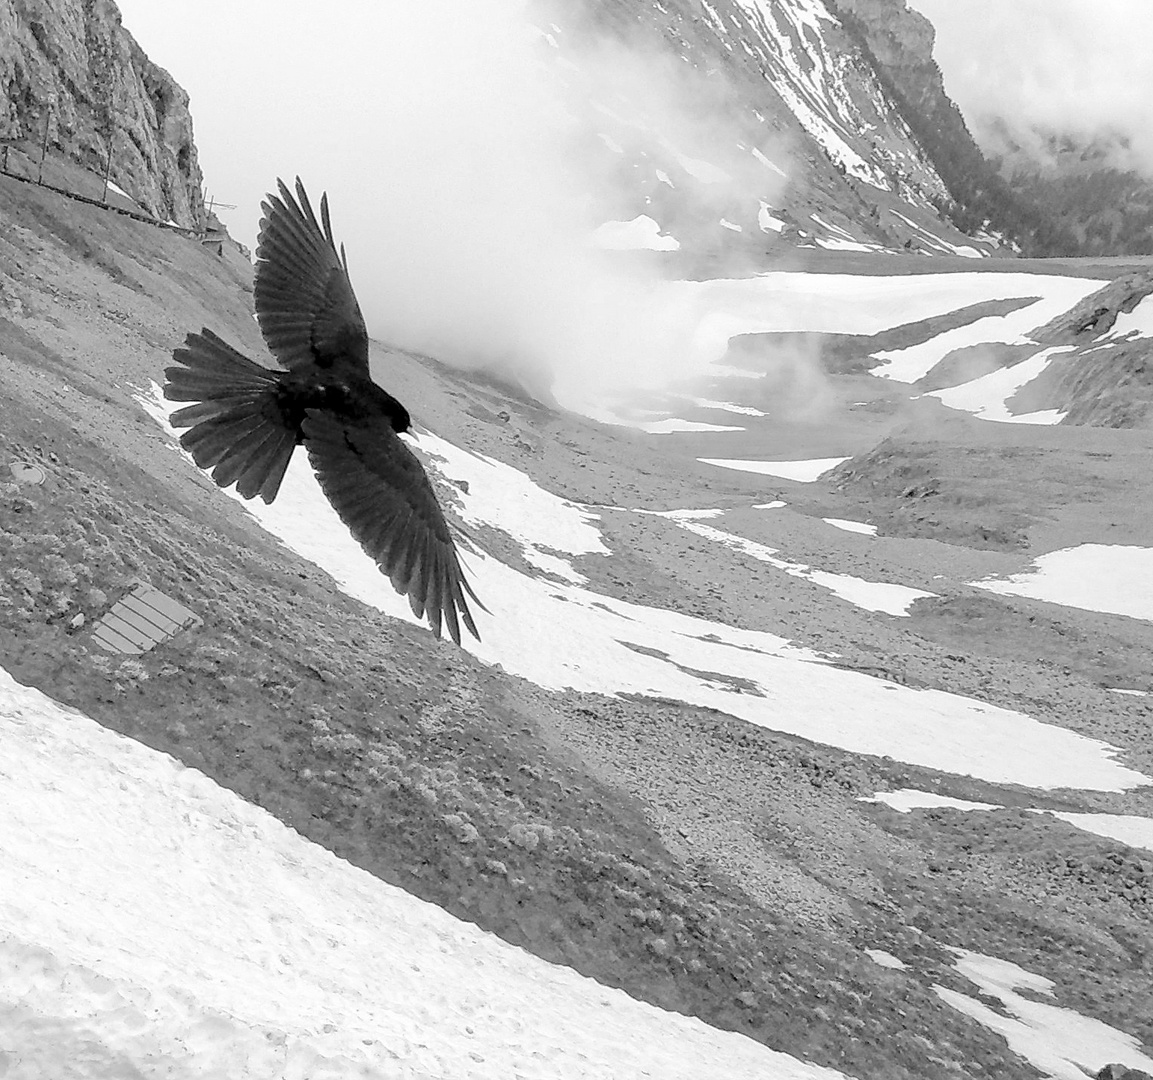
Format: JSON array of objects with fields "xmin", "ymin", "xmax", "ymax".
[{"xmin": 164, "ymin": 177, "xmax": 483, "ymax": 644}]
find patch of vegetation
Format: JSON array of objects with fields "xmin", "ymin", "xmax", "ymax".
[
  {"xmin": 12, "ymin": 189, "xmax": 143, "ymax": 291},
  {"xmin": 828, "ymin": 438, "xmax": 1034, "ymax": 550}
]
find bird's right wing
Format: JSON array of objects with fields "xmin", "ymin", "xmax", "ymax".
[
  {"xmin": 254, "ymin": 177, "xmax": 370, "ymax": 378},
  {"xmin": 302, "ymin": 409, "xmax": 483, "ymax": 645}
]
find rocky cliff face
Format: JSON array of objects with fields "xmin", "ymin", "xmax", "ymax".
[
  {"xmin": 830, "ymin": 0, "xmax": 936, "ymax": 100},
  {"xmin": 828, "ymin": 0, "xmax": 1110, "ymax": 255},
  {"xmin": 0, "ymin": 0, "xmax": 205, "ymax": 228},
  {"xmin": 826, "ymin": 0, "xmax": 1001, "ymax": 219}
]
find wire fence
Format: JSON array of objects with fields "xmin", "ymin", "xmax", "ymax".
[{"xmin": 0, "ymin": 138, "xmax": 205, "ymax": 240}]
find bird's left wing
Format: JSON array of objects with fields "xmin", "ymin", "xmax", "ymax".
[
  {"xmin": 302, "ymin": 409, "xmax": 482, "ymax": 645},
  {"xmin": 254, "ymin": 177, "xmax": 370, "ymax": 377}
]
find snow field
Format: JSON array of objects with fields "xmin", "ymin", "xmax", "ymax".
[
  {"xmin": 0, "ymin": 668, "xmax": 851, "ymax": 1080},
  {"xmin": 867, "ymin": 279, "xmax": 1104, "ymax": 383},
  {"xmin": 675, "ymin": 271, "xmax": 1104, "ymax": 375},
  {"xmin": 138, "ymin": 386, "xmax": 1149, "ymax": 791}
]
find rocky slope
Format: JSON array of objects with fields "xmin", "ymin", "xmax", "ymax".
[
  {"xmin": 0, "ymin": 0, "xmax": 205, "ymax": 227},
  {"xmin": 4, "ymin": 169, "xmax": 1153, "ymax": 1080}
]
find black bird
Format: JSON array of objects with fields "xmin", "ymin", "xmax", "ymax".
[{"xmin": 164, "ymin": 177, "xmax": 482, "ymax": 644}]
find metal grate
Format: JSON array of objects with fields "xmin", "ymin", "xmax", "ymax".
[{"xmin": 90, "ymin": 582, "xmax": 201, "ymax": 655}]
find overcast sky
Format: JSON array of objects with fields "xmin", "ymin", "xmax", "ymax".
[
  {"xmin": 112, "ymin": 0, "xmax": 733, "ymax": 400},
  {"xmin": 906, "ymin": 0, "xmax": 1153, "ymax": 172}
]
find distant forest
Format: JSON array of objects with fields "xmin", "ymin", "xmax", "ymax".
[{"xmin": 832, "ymin": 4, "xmax": 1153, "ymax": 258}]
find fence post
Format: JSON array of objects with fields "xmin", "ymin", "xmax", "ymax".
[
  {"xmin": 102, "ymin": 132, "xmax": 113, "ymax": 203},
  {"xmin": 37, "ymin": 111, "xmax": 50, "ymax": 183}
]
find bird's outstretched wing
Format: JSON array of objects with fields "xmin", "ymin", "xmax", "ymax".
[
  {"xmin": 254, "ymin": 177, "xmax": 370, "ymax": 377},
  {"xmin": 302, "ymin": 409, "xmax": 482, "ymax": 645}
]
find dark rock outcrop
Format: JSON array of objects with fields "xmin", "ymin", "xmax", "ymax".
[
  {"xmin": 1097, "ymin": 1066, "xmax": 1153, "ymax": 1080},
  {"xmin": 0, "ymin": 0, "xmax": 205, "ymax": 228},
  {"xmin": 1021, "ymin": 338, "xmax": 1153, "ymax": 429},
  {"xmin": 1031, "ymin": 271, "xmax": 1153, "ymax": 345}
]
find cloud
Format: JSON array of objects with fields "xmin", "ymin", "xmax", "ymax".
[
  {"xmin": 115, "ymin": 0, "xmax": 789, "ymax": 409},
  {"xmin": 907, "ymin": 0, "xmax": 1153, "ymax": 174}
]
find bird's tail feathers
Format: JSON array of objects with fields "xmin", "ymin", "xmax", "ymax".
[{"xmin": 164, "ymin": 329, "xmax": 297, "ymax": 503}]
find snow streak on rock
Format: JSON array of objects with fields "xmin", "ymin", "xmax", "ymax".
[{"xmin": 704, "ymin": 0, "xmax": 946, "ymax": 199}]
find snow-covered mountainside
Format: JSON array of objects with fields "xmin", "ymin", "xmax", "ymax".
[{"xmin": 550, "ymin": 0, "xmax": 1000, "ymax": 260}]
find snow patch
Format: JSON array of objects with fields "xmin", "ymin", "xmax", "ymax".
[
  {"xmin": 822, "ymin": 519, "xmax": 877, "ymax": 536},
  {"xmin": 592, "ymin": 215, "xmax": 680, "ymax": 251},
  {"xmin": 927, "ymin": 346, "xmax": 1074, "ymax": 423},
  {"xmin": 684, "ymin": 397, "xmax": 768, "ymax": 417},
  {"xmin": 865, "ymin": 949, "xmax": 907, "ymax": 971},
  {"xmin": 673, "ymin": 518, "xmax": 934, "ymax": 617},
  {"xmin": 698, "ymin": 457, "xmax": 849, "ymax": 482},
  {"xmin": 864, "ymin": 789, "xmax": 1153, "ymax": 854},
  {"xmin": 971, "ymin": 545, "xmax": 1153, "ymax": 622},
  {"xmin": 1109, "ymin": 295, "xmax": 1153, "ymax": 338},
  {"xmin": 758, "ymin": 203, "xmax": 787, "ymax": 233},
  {"xmin": 865, "ymin": 790, "xmax": 1002, "ymax": 814},
  {"xmin": 936, "ymin": 950, "xmax": 1153, "ymax": 1080},
  {"xmin": 635, "ymin": 418, "xmax": 746, "ymax": 433},
  {"xmin": 752, "ymin": 147, "xmax": 788, "ymax": 178}
]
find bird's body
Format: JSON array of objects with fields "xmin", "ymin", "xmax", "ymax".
[
  {"xmin": 273, "ymin": 371, "xmax": 410, "ymax": 438},
  {"xmin": 164, "ymin": 178, "xmax": 482, "ymax": 644}
]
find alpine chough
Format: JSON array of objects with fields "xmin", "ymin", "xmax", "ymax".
[{"xmin": 164, "ymin": 177, "xmax": 482, "ymax": 644}]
